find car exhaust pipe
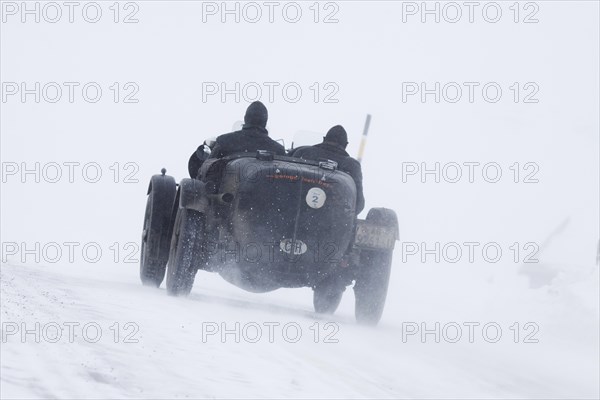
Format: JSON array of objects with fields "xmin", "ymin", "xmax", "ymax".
[{"xmin": 207, "ymin": 192, "xmax": 234, "ymax": 204}]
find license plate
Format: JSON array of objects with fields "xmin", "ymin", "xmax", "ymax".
[{"xmin": 354, "ymin": 220, "xmax": 397, "ymax": 250}]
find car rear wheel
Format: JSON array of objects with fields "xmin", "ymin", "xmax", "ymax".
[
  {"xmin": 166, "ymin": 208, "xmax": 204, "ymax": 296},
  {"xmin": 313, "ymin": 277, "xmax": 345, "ymax": 314},
  {"xmin": 353, "ymin": 208, "xmax": 397, "ymax": 326},
  {"xmin": 354, "ymin": 249, "xmax": 392, "ymax": 325}
]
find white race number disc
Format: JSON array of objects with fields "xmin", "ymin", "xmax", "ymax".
[{"xmin": 306, "ymin": 187, "xmax": 326, "ymax": 209}]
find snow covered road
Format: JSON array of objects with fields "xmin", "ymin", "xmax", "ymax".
[{"xmin": 1, "ymin": 261, "xmax": 597, "ymax": 399}]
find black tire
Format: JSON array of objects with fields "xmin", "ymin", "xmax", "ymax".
[
  {"xmin": 354, "ymin": 249, "xmax": 392, "ymax": 325},
  {"xmin": 313, "ymin": 277, "xmax": 345, "ymax": 314},
  {"xmin": 140, "ymin": 176, "xmax": 177, "ymax": 287},
  {"xmin": 166, "ymin": 208, "xmax": 204, "ymax": 296},
  {"xmin": 353, "ymin": 208, "xmax": 397, "ymax": 326}
]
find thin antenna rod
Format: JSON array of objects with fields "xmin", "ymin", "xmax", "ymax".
[{"xmin": 357, "ymin": 114, "xmax": 371, "ymax": 163}]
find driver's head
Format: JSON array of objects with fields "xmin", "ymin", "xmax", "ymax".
[
  {"xmin": 244, "ymin": 101, "xmax": 268, "ymax": 129},
  {"xmin": 323, "ymin": 125, "xmax": 348, "ymax": 149}
]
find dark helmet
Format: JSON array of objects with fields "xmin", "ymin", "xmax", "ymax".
[
  {"xmin": 244, "ymin": 101, "xmax": 268, "ymax": 128},
  {"xmin": 324, "ymin": 125, "xmax": 348, "ymax": 147}
]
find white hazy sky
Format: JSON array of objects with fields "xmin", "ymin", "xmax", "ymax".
[{"xmin": 2, "ymin": 1, "xmax": 598, "ymax": 267}]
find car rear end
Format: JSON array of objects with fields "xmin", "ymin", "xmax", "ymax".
[{"xmin": 215, "ymin": 155, "xmax": 357, "ymax": 290}]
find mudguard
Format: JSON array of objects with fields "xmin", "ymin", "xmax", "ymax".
[
  {"xmin": 147, "ymin": 171, "xmax": 176, "ymax": 197},
  {"xmin": 179, "ymin": 178, "xmax": 209, "ymax": 212}
]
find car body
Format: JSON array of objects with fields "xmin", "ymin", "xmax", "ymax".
[{"xmin": 140, "ymin": 151, "xmax": 398, "ymax": 325}]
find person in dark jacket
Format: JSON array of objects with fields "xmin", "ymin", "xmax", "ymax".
[
  {"xmin": 291, "ymin": 125, "xmax": 365, "ymax": 214},
  {"xmin": 187, "ymin": 101, "xmax": 285, "ymax": 178},
  {"xmin": 209, "ymin": 101, "xmax": 285, "ymax": 159},
  {"xmin": 188, "ymin": 142, "xmax": 211, "ymax": 178}
]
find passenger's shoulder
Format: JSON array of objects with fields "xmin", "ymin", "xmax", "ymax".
[
  {"xmin": 342, "ymin": 156, "xmax": 362, "ymax": 171},
  {"xmin": 273, "ymin": 141, "xmax": 286, "ymax": 155},
  {"xmin": 216, "ymin": 130, "xmax": 240, "ymax": 141}
]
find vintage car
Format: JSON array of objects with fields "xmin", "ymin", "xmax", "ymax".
[{"xmin": 140, "ymin": 150, "xmax": 398, "ymax": 325}]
